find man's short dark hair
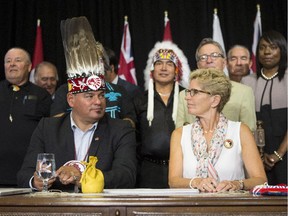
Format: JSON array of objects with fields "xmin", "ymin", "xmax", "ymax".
[{"xmin": 105, "ymin": 47, "xmax": 118, "ymax": 73}]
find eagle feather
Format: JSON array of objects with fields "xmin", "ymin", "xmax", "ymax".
[{"xmin": 60, "ymin": 16, "xmax": 106, "ymax": 78}]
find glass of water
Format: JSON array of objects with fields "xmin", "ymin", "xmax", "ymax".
[{"xmin": 36, "ymin": 153, "xmax": 56, "ymax": 192}]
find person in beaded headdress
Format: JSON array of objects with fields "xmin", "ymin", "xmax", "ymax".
[
  {"xmin": 17, "ymin": 17, "xmax": 137, "ymax": 192},
  {"xmin": 134, "ymin": 41, "xmax": 190, "ymax": 188}
]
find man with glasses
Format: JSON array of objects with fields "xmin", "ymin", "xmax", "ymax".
[{"xmin": 176, "ymin": 38, "xmax": 256, "ymax": 132}]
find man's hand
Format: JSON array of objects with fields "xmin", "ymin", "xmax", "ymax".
[
  {"xmin": 55, "ymin": 165, "xmax": 81, "ymax": 187},
  {"xmin": 33, "ymin": 171, "xmax": 56, "ymax": 191}
]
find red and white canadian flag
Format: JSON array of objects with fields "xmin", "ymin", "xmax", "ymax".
[
  {"xmin": 29, "ymin": 19, "xmax": 44, "ymax": 83},
  {"xmin": 118, "ymin": 16, "xmax": 137, "ymax": 85},
  {"xmin": 251, "ymin": 4, "xmax": 262, "ymax": 73},
  {"xmin": 163, "ymin": 11, "xmax": 172, "ymax": 41}
]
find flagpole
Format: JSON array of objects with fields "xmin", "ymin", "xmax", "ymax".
[
  {"xmin": 118, "ymin": 15, "xmax": 137, "ymax": 85},
  {"xmin": 163, "ymin": 10, "xmax": 172, "ymax": 41},
  {"xmin": 251, "ymin": 4, "xmax": 262, "ymax": 73},
  {"xmin": 212, "ymin": 8, "xmax": 228, "ymax": 76},
  {"xmin": 30, "ymin": 18, "xmax": 44, "ymax": 83},
  {"xmin": 257, "ymin": 4, "xmax": 260, "ymax": 12}
]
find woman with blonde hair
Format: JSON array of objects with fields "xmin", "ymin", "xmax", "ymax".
[{"xmin": 169, "ymin": 68, "xmax": 267, "ymax": 192}]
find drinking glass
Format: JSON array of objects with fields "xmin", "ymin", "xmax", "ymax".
[{"xmin": 36, "ymin": 153, "xmax": 56, "ymax": 192}]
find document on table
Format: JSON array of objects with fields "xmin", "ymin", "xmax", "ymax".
[
  {"xmin": 0, "ymin": 188, "xmax": 32, "ymax": 196},
  {"xmin": 103, "ymin": 188, "xmax": 199, "ymax": 196}
]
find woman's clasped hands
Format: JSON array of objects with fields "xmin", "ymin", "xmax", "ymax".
[{"xmin": 191, "ymin": 177, "xmax": 241, "ymax": 192}]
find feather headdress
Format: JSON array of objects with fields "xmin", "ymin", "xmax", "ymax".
[
  {"xmin": 144, "ymin": 41, "xmax": 190, "ymax": 91},
  {"xmin": 143, "ymin": 41, "xmax": 190, "ymax": 126},
  {"xmin": 60, "ymin": 16, "xmax": 106, "ymax": 94}
]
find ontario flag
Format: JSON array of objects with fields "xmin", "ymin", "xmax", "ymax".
[
  {"xmin": 118, "ymin": 16, "xmax": 137, "ymax": 85},
  {"xmin": 251, "ymin": 5, "xmax": 262, "ymax": 73},
  {"xmin": 163, "ymin": 11, "xmax": 172, "ymax": 41},
  {"xmin": 212, "ymin": 8, "xmax": 228, "ymax": 76},
  {"xmin": 29, "ymin": 19, "xmax": 44, "ymax": 83}
]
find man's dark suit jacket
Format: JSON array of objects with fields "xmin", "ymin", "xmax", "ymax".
[
  {"xmin": 117, "ymin": 77, "xmax": 143, "ymax": 99},
  {"xmin": 17, "ymin": 113, "xmax": 137, "ymax": 191}
]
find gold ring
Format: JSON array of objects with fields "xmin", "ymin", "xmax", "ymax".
[{"xmin": 73, "ymin": 175, "xmax": 77, "ymax": 181}]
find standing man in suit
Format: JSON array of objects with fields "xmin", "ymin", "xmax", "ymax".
[
  {"xmin": 104, "ymin": 47, "xmax": 143, "ymax": 100},
  {"xmin": 176, "ymin": 38, "xmax": 256, "ymax": 132},
  {"xmin": 0, "ymin": 47, "xmax": 52, "ymax": 187},
  {"xmin": 17, "ymin": 17, "xmax": 137, "ymax": 191}
]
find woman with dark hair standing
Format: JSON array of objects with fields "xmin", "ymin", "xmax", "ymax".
[{"xmin": 242, "ymin": 30, "xmax": 287, "ymax": 185}]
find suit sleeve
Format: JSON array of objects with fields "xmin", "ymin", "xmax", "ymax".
[
  {"xmin": 118, "ymin": 86, "xmax": 137, "ymax": 126},
  {"xmin": 176, "ymin": 90, "xmax": 187, "ymax": 128},
  {"xmin": 17, "ymin": 119, "xmax": 47, "ymax": 188},
  {"xmin": 103, "ymin": 121, "xmax": 137, "ymax": 188},
  {"xmin": 50, "ymin": 84, "xmax": 70, "ymax": 116},
  {"xmin": 240, "ymin": 86, "xmax": 257, "ymax": 132}
]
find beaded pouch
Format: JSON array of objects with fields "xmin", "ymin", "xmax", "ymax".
[{"xmin": 251, "ymin": 183, "xmax": 288, "ymax": 196}]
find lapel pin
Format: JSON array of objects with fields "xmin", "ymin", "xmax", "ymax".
[{"xmin": 224, "ymin": 139, "xmax": 233, "ymax": 149}]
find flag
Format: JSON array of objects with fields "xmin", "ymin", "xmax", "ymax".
[
  {"xmin": 212, "ymin": 8, "xmax": 228, "ymax": 76},
  {"xmin": 251, "ymin": 5, "xmax": 262, "ymax": 73},
  {"xmin": 29, "ymin": 19, "xmax": 44, "ymax": 83},
  {"xmin": 163, "ymin": 11, "xmax": 172, "ymax": 41},
  {"xmin": 118, "ymin": 16, "xmax": 137, "ymax": 85}
]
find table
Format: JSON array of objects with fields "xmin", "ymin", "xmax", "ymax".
[{"xmin": 0, "ymin": 191, "xmax": 286, "ymax": 216}]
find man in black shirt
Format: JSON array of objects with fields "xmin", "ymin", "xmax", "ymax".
[
  {"xmin": 134, "ymin": 41, "xmax": 190, "ymax": 188},
  {"xmin": 0, "ymin": 47, "xmax": 52, "ymax": 187}
]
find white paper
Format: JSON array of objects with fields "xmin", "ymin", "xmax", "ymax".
[{"xmin": 103, "ymin": 188, "xmax": 199, "ymax": 196}]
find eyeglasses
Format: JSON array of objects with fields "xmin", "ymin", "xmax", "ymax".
[
  {"xmin": 185, "ymin": 88, "xmax": 211, "ymax": 97},
  {"xmin": 197, "ymin": 52, "xmax": 224, "ymax": 62}
]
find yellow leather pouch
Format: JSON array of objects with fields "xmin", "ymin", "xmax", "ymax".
[{"xmin": 80, "ymin": 156, "xmax": 104, "ymax": 193}]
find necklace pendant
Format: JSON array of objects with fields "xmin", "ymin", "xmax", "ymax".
[
  {"xmin": 9, "ymin": 114, "xmax": 13, "ymax": 122},
  {"xmin": 203, "ymin": 129, "xmax": 215, "ymax": 134},
  {"xmin": 158, "ymin": 92, "xmax": 171, "ymax": 97}
]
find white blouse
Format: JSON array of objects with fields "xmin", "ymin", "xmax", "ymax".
[{"xmin": 181, "ymin": 120, "xmax": 245, "ymax": 181}]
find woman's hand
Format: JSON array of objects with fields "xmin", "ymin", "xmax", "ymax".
[
  {"xmin": 263, "ymin": 153, "xmax": 281, "ymax": 171},
  {"xmin": 193, "ymin": 177, "xmax": 218, "ymax": 192},
  {"xmin": 216, "ymin": 180, "xmax": 239, "ymax": 192},
  {"xmin": 193, "ymin": 178, "xmax": 241, "ymax": 192}
]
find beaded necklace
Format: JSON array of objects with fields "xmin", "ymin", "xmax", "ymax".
[{"xmin": 261, "ymin": 68, "xmax": 278, "ymax": 80}]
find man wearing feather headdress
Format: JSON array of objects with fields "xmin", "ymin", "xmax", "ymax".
[
  {"xmin": 134, "ymin": 41, "xmax": 190, "ymax": 188},
  {"xmin": 17, "ymin": 17, "xmax": 137, "ymax": 191}
]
